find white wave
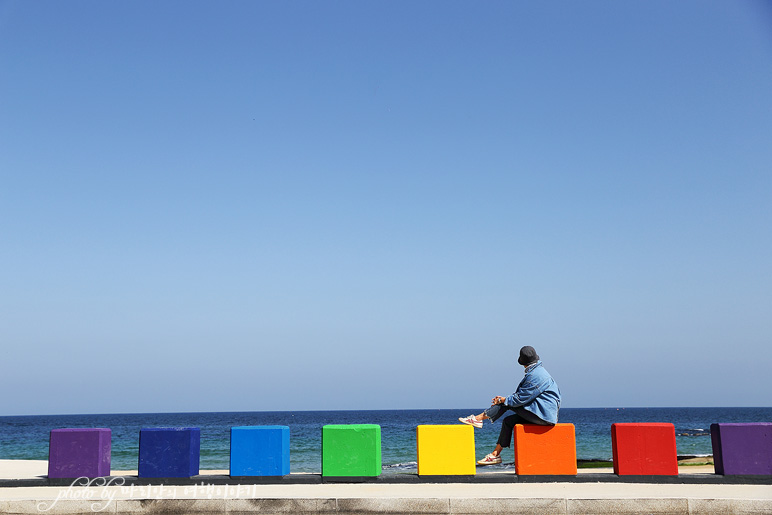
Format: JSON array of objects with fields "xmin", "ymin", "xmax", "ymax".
[{"xmin": 382, "ymin": 461, "xmax": 417, "ymax": 469}]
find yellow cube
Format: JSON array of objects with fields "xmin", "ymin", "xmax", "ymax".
[{"xmin": 416, "ymin": 424, "xmax": 476, "ymax": 476}]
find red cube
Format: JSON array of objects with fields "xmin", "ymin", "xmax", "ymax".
[{"xmin": 611, "ymin": 423, "xmax": 678, "ymax": 475}]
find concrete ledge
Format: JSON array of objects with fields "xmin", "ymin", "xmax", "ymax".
[
  {"xmin": 450, "ymin": 497, "xmax": 567, "ymax": 514},
  {"xmin": 115, "ymin": 498, "xmax": 332, "ymax": 513},
  {"xmin": 688, "ymin": 498, "xmax": 772, "ymax": 514},
  {"xmin": 1, "ymin": 499, "xmax": 118, "ymax": 514},
  {"xmin": 0, "ymin": 497, "xmax": 772, "ymax": 515},
  {"xmin": 337, "ymin": 497, "xmax": 449, "ymax": 513},
  {"xmin": 567, "ymin": 498, "xmax": 689, "ymax": 514},
  {"xmin": 116, "ymin": 498, "xmax": 229, "ymax": 513},
  {"xmin": 227, "ymin": 498, "xmax": 337, "ymax": 513},
  {"xmin": 3, "ymin": 497, "xmax": 772, "ymax": 514},
  {"xmin": 3, "ymin": 471, "xmax": 771, "ymax": 488}
]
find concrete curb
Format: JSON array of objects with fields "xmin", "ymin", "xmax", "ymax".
[
  {"xmin": 2, "ymin": 496, "xmax": 772, "ymax": 514},
  {"xmin": 3, "ymin": 472, "xmax": 770, "ymax": 488}
]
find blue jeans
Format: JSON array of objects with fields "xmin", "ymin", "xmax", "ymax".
[{"xmin": 484, "ymin": 404, "xmax": 553, "ymax": 448}]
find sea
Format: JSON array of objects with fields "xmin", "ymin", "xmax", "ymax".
[{"xmin": 1, "ymin": 408, "xmax": 770, "ymax": 474}]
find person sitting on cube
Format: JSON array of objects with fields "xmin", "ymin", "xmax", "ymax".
[{"xmin": 458, "ymin": 346, "xmax": 561, "ymax": 465}]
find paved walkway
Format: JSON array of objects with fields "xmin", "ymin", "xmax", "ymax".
[{"xmin": 1, "ymin": 461, "xmax": 770, "ymax": 514}]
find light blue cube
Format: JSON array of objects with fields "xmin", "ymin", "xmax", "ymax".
[{"xmin": 230, "ymin": 425, "xmax": 290, "ymax": 477}]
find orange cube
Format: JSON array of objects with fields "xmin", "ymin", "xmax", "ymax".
[
  {"xmin": 611, "ymin": 423, "xmax": 678, "ymax": 475},
  {"xmin": 513, "ymin": 423, "xmax": 577, "ymax": 475}
]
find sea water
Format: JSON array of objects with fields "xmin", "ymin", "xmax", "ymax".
[{"xmin": 1, "ymin": 408, "xmax": 770, "ymax": 473}]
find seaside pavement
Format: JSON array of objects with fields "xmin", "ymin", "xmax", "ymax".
[{"xmin": 1, "ymin": 460, "xmax": 770, "ymax": 514}]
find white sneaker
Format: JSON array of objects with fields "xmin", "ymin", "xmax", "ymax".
[
  {"xmin": 477, "ymin": 453, "xmax": 502, "ymax": 465},
  {"xmin": 458, "ymin": 415, "xmax": 483, "ymax": 429}
]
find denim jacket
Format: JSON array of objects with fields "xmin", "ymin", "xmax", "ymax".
[{"xmin": 504, "ymin": 361, "xmax": 561, "ymax": 424}]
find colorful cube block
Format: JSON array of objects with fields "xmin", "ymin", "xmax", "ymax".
[
  {"xmin": 611, "ymin": 423, "xmax": 677, "ymax": 475},
  {"xmin": 138, "ymin": 427, "xmax": 200, "ymax": 478},
  {"xmin": 48, "ymin": 428, "xmax": 111, "ymax": 478},
  {"xmin": 230, "ymin": 425, "xmax": 290, "ymax": 477},
  {"xmin": 416, "ymin": 424, "xmax": 476, "ymax": 476},
  {"xmin": 513, "ymin": 423, "xmax": 577, "ymax": 475},
  {"xmin": 711, "ymin": 422, "xmax": 772, "ymax": 475},
  {"xmin": 321, "ymin": 424, "xmax": 381, "ymax": 477}
]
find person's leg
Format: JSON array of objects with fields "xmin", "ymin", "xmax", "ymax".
[
  {"xmin": 476, "ymin": 403, "xmax": 508, "ymax": 422},
  {"xmin": 477, "ymin": 413, "xmax": 522, "ymax": 464},
  {"xmin": 493, "ymin": 413, "xmax": 521, "ymax": 454},
  {"xmin": 513, "ymin": 406, "xmax": 553, "ymax": 426},
  {"xmin": 479, "ymin": 408, "xmax": 554, "ymax": 464},
  {"xmin": 460, "ymin": 404, "xmax": 510, "ymax": 428},
  {"xmin": 491, "ymin": 408, "xmax": 553, "ymax": 457}
]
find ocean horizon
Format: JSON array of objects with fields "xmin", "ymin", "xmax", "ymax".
[{"xmin": 2, "ymin": 407, "xmax": 770, "ymax": 473}]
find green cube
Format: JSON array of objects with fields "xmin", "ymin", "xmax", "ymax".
[{"xmin": 322, "ymin": 424, "xmax": 381, "ymax": 477}]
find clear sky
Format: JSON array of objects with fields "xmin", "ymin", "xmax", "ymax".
[{"xmin": 1, "ymin": 1, "xmax": 770, "ymax": 416}]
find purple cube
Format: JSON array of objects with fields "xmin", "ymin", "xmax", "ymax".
[
  {"xmin": 711, "ymin": 423, "xmax": 772, "ymax": 475},
  {"xmin": 48, "ymin": 428, "xmax": 111, "ymax": 478}
]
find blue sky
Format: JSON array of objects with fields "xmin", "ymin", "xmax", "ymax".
[{"xmin": 1, "ymin": 1, "xmax": 770, "ymax": 415}]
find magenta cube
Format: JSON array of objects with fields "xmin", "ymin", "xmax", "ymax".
[
  {"xmin": 711, "ymin": 423, "xmax": 772, "ymax": 475},
  {"xmin": 48, "ymin": 428, "xmax": 111, "ymax": 478}
]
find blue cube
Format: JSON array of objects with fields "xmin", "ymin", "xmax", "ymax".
[
  {"xmin": 230, "ymin": 425, "xmax": 290, "ymax": 477},
  {"xmin": 138, "ymin": 427, "xmax": 200, "ymax": 478}
]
